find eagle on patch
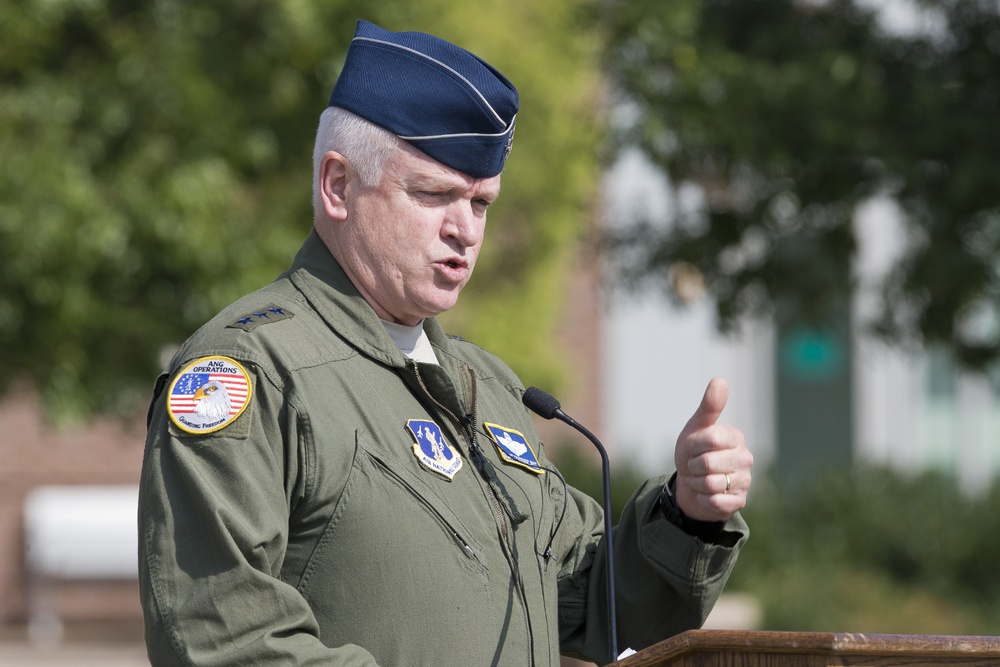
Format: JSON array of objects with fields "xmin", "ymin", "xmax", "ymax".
[{"xmin": 167, "ymin": 356, "xmax": 252, "ymax": 434}]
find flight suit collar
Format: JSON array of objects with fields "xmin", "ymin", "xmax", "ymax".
[{"xmin": 287, "ymin": 229, "xmax": 458, "ymax": 374}]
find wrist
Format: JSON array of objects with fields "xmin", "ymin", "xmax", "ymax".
[{"xmin": 659, "ymin": 472, "xmax": 726, "ymax": 540}]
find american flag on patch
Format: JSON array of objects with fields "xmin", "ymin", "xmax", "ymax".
[{"xmin": 169, "ymin": 372, "xmax": 250, "ymax": 416}]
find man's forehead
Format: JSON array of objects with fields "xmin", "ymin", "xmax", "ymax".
[{"xmin": 394, "ymin": 143, "xmax": 502, "ymax": 193}]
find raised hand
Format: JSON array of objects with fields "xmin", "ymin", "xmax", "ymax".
[{"xmin": 673, "ymin": 377, "xmax": 753, "ymax": 522}]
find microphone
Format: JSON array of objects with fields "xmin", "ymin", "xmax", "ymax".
[{"xmin": 522, "ymin": 386, "xmax": 619, "ymax": 663}]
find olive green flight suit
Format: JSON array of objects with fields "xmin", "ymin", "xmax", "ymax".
[{"xmin": 139, "ymin": 230, "xmax": 748, "ymax": 666}]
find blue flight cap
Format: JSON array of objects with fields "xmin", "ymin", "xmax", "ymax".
[{"xmin": 328, "ymin": 20, "xmax": 519, "ymax": 179}]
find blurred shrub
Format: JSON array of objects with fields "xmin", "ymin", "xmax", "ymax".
[{"xmin": 728, "ymin": 466, "xmax": 1000, "ymax": 634}]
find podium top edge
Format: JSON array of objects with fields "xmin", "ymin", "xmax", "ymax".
[{"xmin": 614, "ymin": 630, "xmax": 1000, "ymax": 666}]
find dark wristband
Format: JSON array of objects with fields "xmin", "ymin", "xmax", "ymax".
[{"xmin": 659, "ymin": 472, "xmax": 726, "ymax": 540}]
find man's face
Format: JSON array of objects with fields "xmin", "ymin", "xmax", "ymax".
[{"xmin": 338, "ymin": 143, "xmax": 501, "ymax": 326}]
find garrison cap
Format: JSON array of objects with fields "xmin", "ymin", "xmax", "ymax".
[{"xmin": 328, "ymin": 20, "xmax": 519, "ymax": 179}]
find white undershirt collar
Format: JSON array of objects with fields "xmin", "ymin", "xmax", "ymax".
[{"xmin": 380, "ymin": 319, "xmax": 440, "ymax": 365}]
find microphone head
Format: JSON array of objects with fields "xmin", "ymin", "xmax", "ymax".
[{"xmin": 522, "ymin": 386, "xmax": 561, "ymax": 420}]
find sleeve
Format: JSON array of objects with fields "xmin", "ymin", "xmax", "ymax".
[
  {"xmin": 138, "ymin": 360, "xmax": 381, "ymax": 667},
  {"xmin": 555, "ymin": 475, "xmax": 749, "ymax": 663}
]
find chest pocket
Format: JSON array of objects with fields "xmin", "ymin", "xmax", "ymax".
[
  {"xmin": 485, "ymin": 441, "xmax": 568, "ymax": 564},
  {"xmin": 363, "ymin": 444, "xmax": 490, "ymax": 572},
  {"xmin": 299, "ymin": 432, "xmax": 531, "ymax": 665},
  {"xmin": 298, "ymin": 432, "xmax": 493, "ymax": 587}
]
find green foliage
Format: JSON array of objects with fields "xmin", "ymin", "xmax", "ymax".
[
  {"xmin": 0, "ymin": 0, "xmax": 599, "ymax": 420},
  {"xmin": 599, "ymin": 0, "xmax": 1000, "ymax": 369},
  {"xmin": 549, "ymin": 442, "xmax": 649, "ymax": 522},
  {"xmin": 732, "ymin": 466, "xmax": 1000, "ymax": 633}
]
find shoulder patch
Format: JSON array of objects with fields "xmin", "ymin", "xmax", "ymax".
[
  {"xmin": 227, "ymin": 303, "xmax": 294, "ymax": 332},
  {"xmin": 167, "ymin": 356, "xmax": 252, "ymax": 434}
]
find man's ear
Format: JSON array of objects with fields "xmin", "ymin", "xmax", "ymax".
[{"xmin": 319, "ymin": 151, "xmax": 351, "ymax": 222}]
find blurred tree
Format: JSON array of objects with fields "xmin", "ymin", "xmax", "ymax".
[
  {"xmin": 0, "ymin": 0, "xmax": 599, "ymax": 421},
  {"xmin": 598, "ymin": 0, "xmax": 1000, "ymax": 370}
]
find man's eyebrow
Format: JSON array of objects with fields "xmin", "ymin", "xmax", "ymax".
[
  {"xmin": 479, "ymin": 188, "xmax": 501, "ymax": 203},
  {"xmin": 405, "ymin": 171, "xmax": 464, "ymax": 189}
]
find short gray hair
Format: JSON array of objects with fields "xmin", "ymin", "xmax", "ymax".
[{"xmin": 312, "ymin": 106, "xmax": 401, "ymax": 216}]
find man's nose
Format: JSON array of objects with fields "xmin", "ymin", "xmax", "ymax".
[{"xmin": 442, "ymin": 202, "xmax": 484, "ymax": 247}]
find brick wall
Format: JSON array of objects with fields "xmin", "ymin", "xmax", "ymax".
[
  {"xmin": 0, "ymin": 389, "xmax": 145, "ymax": 626},
  {"xmin": 532, "ymin": 237, "xmax": 606, "ymax": 462}
]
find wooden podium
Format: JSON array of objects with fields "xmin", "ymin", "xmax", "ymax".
[{"xmin": 614, "ymin": 630, "xmax": 1000, "ymax": 666}]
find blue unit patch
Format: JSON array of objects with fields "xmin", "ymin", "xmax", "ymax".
[
  {"xmin": 407, "ymin": 419, "xmax": 463, "ymax": 480},
  {"xmin": 484, "ymin": 423, "xmax": 544, "ymax": 475}
]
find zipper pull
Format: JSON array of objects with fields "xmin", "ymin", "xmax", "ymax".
[
  {"xmin": 460, "ymin": 412, "xmax": 482, "ymax": 454},
  {"xmin": 454, "ymin": 532, "xmax": 475, "ymax": 558}
]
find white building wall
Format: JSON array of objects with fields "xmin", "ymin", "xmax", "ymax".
[
  {"xmin": 603, "ymin": 154, "xmax": 1000, "ymax": 485},
  {"xmin": 601, "ymin": 150, "xmax": 774, "ymax": 470},
  {"xmin": 853, "ymin": 196, "xmax": 1000, "ymax": 490}
]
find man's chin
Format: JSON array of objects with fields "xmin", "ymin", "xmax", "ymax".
[{"xmin": 418, "ymin": 293, "xmax": 463, "ymax": 320}]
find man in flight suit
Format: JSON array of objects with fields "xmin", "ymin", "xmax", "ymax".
[{"xmin": 138, "ymin": 19, "xmax": 754, "ymax": 666}]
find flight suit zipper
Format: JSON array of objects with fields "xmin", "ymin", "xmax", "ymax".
[{"xmin": 412, "ymin": 364, "xmax": 536, "ymax": 666}]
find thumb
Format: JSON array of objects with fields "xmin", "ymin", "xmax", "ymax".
[{"xmin": 683, "ymin": 377, "xmax": 729, "ymax": 433}]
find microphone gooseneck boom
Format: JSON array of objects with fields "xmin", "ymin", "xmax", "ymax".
[{"xmin": 522, "ymin": 386, "xmax": 619, "ymax": 663}]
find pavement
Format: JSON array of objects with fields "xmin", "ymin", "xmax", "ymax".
[
  {"xmin": 0, "ymin": 623, "xmax": 148, "ymax": 666},
  {"xmin": 0, "ymin": 594, "xmax": 761, "ymax": 665},
  {"xmin": 0, "ymin": 642, "xmax": 148, "ymax": 666}
]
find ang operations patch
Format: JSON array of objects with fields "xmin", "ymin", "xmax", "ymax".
[{"xmin": 167, "ymin": 356, "xmax": 252, "ymax": 434}]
